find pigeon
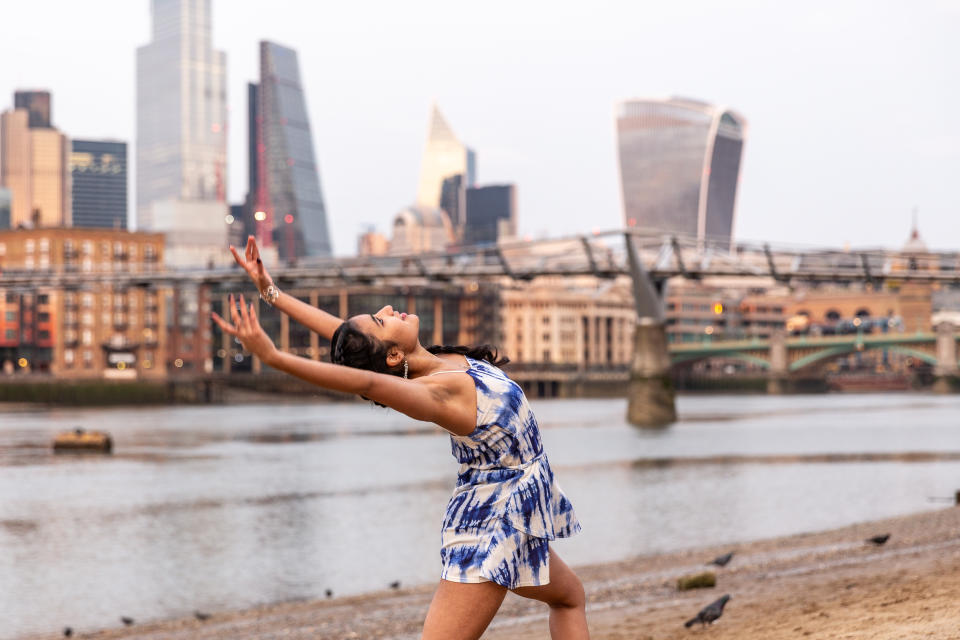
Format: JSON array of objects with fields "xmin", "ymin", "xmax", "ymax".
[
  {"xmin": 121, "ymin": 616, "xmax": 135, "ymax": 626},
  {"xmin": 325, "ymin": 589, "xmax": 334, "ymax": 598},
  {"xmin": 685, "ymin": 594, "xmax": 731, "ymax": 628},
  {"xmin": 708, "ymin": 552, "xmax": 734, "ymax": 567},
  {"xmin": 389, "ymin": 580, "xmax": 401, "ymax": 590},
  {"xmin": 194, "ymin": 611, "xmax": 211, "ymax": 621},
  {"xmin": 63, "ymin": 628, "xmax": 72, "ymax": 638},
  {"xmin": 867, "ymin": 534, "xmax": 890, "ymax": 545}
]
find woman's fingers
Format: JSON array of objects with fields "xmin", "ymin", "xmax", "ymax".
[
  {"xmin": 210, "ymin": 311, "xmax": 237, "ymax": 336},
  {"xmin": 229, "ymin": 244, "xmax": 244, "ymax": 266},
  {"xmin": 239, "ymin": 293, "xmax": 250, "ymax": 329},
  {"xmin": 229, "ymin": 293, "xmax": 242, "ymax": 326}
]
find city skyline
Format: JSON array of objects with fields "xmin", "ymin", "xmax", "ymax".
[{"xmin": 0, "ymin": 0, "xmax": 956, "ymax": 254}]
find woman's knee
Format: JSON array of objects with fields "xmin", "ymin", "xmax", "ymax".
[{"xmin": 549, "ymin": 575, "xmax": 586, "ymax": 610}]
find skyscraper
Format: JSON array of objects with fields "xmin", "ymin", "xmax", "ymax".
[
  {"xmin": 0, "ymin": 187, "xmax": 10, "ymax": 228},
  {"xmin": 14, "ymin": 91, "xmax": 51, "ymax": 128},
  {"xmin": 416, "ymin": 105, "xmax": 475, "ymax": 210},
  {"xmin": 70, "ymin": 140, "xmax": 127, "ymax": 229},
  {"xmin": 136, "ymin": 0, "xmax": 228, "ymax": 265},
  {"xmin": 616, "ymin": 98, "xmax": 746, "ymax": 247},
  {"xmin": 250, "ymin": 40, "xmax": 332, "ymax": 259},
  {"xmin": 0, "ymin": 92, "xmax": 71, "ymax": 228},
  {"xmin": 464, "ymin": 184, "xmax": 516, "ymax": 246}
]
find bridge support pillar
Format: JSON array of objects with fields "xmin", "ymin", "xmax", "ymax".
[
  {"xmin": 623, "ymin": 232, "xmax": 675, "ymax": 427},
  {"xmin": 766, "ymin": 330, "xmax": 789, "ymax": 394},
  {"xmin": 627, "ymin": 319, "xmax": 676, "ymax": 427},
  {"xmin": 933, "ymin": 323, "xmax": 959, "ymax": 393}
]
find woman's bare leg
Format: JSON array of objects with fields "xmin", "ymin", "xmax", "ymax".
[
  {"xmin": 512, "ymin": 548, "xmax": 590, "ymax": 640},
  {"xmin": 421, "ymin": 579, "xmax": 507, "ymax": 640}
]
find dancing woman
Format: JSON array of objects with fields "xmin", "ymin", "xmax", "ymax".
[{"xmin": 212, "ymin": 237, "xmax": 589, "ymax": 640}]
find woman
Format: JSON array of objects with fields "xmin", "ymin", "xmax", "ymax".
[{"xmin": 212, "ymin": 237, "xmax": 589, "ymax": 640}]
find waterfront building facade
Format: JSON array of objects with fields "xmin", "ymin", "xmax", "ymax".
[
  {"xmin": 416, "ymin": 105, "xmax": 476, "ymax": 211},
  {"xmin": 1, "ymin": 93, "xmax": 71, "ymax": 228},
  {"xmin": 464, "ymin": 184, "xmax": 517, "ymax": 246},
  {"xmin": 136, "ymin": 0, "xmax": 228, "ymax": 265},
  {"xmin": 499, "ymin": 277, "xmax": 636, "ymax": 367},
  {"xmin": 0, "ymin": 228, "xmax": 166, "ymax": 378},
  {"xmin": 70, "ymin": 139, "xmax": 127, "ymax": 229},
  {"xmin": 249, "ymin": 41, "xmax": 332, "ymax": 259},
  {"xmin": 616, "ymin": 98, "xmax": 746, "ymax": 247}
]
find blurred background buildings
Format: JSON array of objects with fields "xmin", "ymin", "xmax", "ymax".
[{"xmin": 0, "ymin": 0, "xmax": 956, "ymax": 389}]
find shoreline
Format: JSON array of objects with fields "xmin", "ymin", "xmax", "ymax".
[{"xmin": 38, "ymin": 506, "xmax": 960, "ymax": 640}]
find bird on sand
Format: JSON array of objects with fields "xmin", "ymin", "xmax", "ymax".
[
  {"xmin": 708, "ymin": 552, "xmax": 734, "ymax": 567},
  {"xmin": 867, "ymin": 533, "xmax": 891, "ymax": 545},
  {"xmin": 120, "ymin": 616, "xmax": 135, "ymax": 626},
  {"xmin": 389, "ymin": 580, "xmax": 401, "ymax": 590},
  {"xmin": 685, "ymin": 594, "xmax": 731, "ymax": 628},
  {"xmin": 325, "ymin": 589, "xmax": 334, "ymax": 598},
  {"xmin": 194, "ymin": 611, "xmax": 211, "ymax": 621},
  {"xmin": 63, "ymin": 628, "xmax": 72, "ymax": 637}
]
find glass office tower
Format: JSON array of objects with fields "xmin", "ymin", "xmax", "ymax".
[
  {"xmin": 136, "ymin": 0, "xmax": 227, "ymax": 229},
  {"xmin": 253, "ymin": 40, "xmax": 332, "ymax": 258},
  {"xmin": 616, "ymin": 98, "xmax": 746, "ymax": 248},
  {"xmin": 70, "ymin": 140, "xmax": 127, "ymax": 229}
]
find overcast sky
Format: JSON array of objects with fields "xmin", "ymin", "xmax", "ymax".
[{"xmin": 1, "ymin": 0, "xmax": 957, "ymax": 255}]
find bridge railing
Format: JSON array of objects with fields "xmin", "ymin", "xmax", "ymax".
[{"xmin": 2, "ymin": 228, "xmax": 960, "ymax": 288}]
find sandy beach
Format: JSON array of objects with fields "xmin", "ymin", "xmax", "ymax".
[{"xmin": 34, "ymin": 505, "xmax": 959, "ymax": 640}]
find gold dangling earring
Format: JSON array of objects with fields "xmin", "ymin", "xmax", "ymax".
[{"xmin": 403, "ymin": 359, "xmax": 408, "ymax": 379}]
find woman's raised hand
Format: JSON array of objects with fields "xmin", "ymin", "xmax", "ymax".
[
  {"xmin": 230, "ymin": 235, "xmax": 273, "ymax": 294},
  {"xmin": 211, "ymin": 293, "xmax": 279, "ymax": 365}
]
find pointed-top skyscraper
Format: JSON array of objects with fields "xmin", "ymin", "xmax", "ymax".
[
  {"xmin": 416, "ymin": 104, "xmax": 475, "ymax": 211},
  {"xmin": 249, "ymin": 40, "xmax": 332, "ymax": 259}
]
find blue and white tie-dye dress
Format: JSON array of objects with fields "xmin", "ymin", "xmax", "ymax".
[{"xmin": 438, "ymin": 357, "xmax": 581, "ymax": 589}]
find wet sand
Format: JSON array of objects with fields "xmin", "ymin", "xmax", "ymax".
[{"xmin": 40, "ymin": 507, "xmax": 960, "ymax": 640}]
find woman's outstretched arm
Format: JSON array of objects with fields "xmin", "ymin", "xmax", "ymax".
[
  {"xmin": 230, "ymin": 235, "xmax": 343, "ymax": 340},
  {"xmin": 212, "ymin": 294, "xmax": 476, "ymax": 436}
]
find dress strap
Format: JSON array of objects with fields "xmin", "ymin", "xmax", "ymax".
[{"xmin": 425, "ymin": 369, "xmax": 469, "ymax": 376}]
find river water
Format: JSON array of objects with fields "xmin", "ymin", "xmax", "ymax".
[{"xmin": 1, "ymin": 393, "xmax": 959, "ymax": 638}]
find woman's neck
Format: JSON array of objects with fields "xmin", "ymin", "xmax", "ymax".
[{"xmin": 407, "ymin": 347, "xmax": 467, "ymax": 378}]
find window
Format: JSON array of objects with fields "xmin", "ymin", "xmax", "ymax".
[
  {"xmin": 38, "ymin": 312, "xmax": 50, "ymax": 323},
  {"xmin": 4, "ymin": 311, "xmax": 14, "ymax": 322},
  {"xmin": 4, "ymin": 329, "xmax": 14, "ymax": 340}
]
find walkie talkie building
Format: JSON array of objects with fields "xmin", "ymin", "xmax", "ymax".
[{"xmin": 616, "ymin": 98, "xmax": 746, "ymax": 248}]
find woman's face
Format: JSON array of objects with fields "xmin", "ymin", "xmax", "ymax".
[{"xmin": 351, "ymin": 305, "xmax": 420, "ymax": 353}]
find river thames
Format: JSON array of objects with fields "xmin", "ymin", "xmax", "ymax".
[{"xmin": 1, "ymin": 393, "xmax": 958, "ymax": 638}]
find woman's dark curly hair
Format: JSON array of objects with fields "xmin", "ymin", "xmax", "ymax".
[{"xmin": 329, "ymin": 320, "xmax": 509, "ymax": 404}]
